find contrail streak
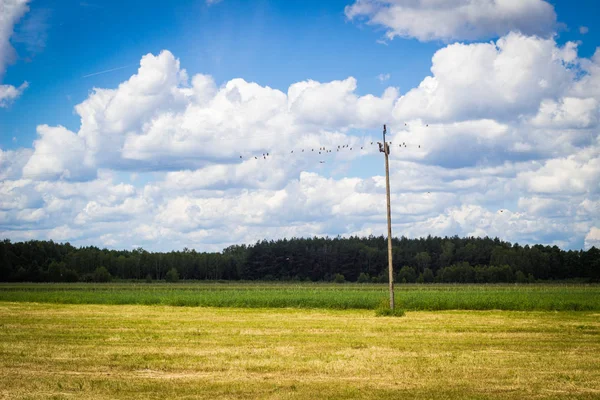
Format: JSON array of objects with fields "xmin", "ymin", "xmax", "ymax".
[{"xmin": 82, "ymin": 64, "xmax": 134, "ymax": 78}]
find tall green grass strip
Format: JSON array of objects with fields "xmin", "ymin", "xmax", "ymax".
[{"xmin": 1, "ymin": 283, "xmax": 599, "ymax": 311}]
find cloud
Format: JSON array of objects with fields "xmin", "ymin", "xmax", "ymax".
[
  {"xmin": 0, "ymin": 80, "xmax": 27, "ymax": 107},
  {"xmin": 24, "ymin": 50, "xmax": 398, "ymax": 180},
  {"xmin": 580, "ymin": 26, "xmax": 589, "ymax": 35},
  {"xmin": 11, "ymin": 5, "xmax": 49, "ymax": 57},
  {"xmin": 0, "ymin": 146, "xmax": 32, "ymax": 180},
  {"xmin": 0, "ymin": 0, "xmax": 29, "ymax": 75},
  {"xmin": 4, "ymin": 33, "xmax": 600, "ymax": 251},
  {"xmin": 516, "ymin": 145, "xmax": 600, "ymax": 195},
  {"xmin": 393, "ymin": 33, "xmax": 577, "ymax": 123},
  {"xmin": 404, "ymin": 204, "xmax": 581, "ymax": 247},
  {"xmin": 345, "ymin": 0, "xmax": 557, "ymax": 42},
  {"xmin": 22, "ymin": 124, "xmax": 95, "ymax": 180},
  {"xmin": 529, "ymin": 97, "xmax": 599, "ymax": 129},
  {"xmin": 381, "ymin": 32, "xmax": 600, "ymax": 174},
  {"xmin": 377, "ymin": 73, "xmax": 390, "ymax": 82},
  {"xmin": 585, "ymin": 227, "xmax": 600, "ymax": 249},
  {"xmin": 0, "ymin": 0, "xmax": 30, "ymax": 106}
]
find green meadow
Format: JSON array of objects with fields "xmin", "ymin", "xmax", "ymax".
[{"xmin": 1, "ymin": 282, "xmax": 599, "ymax": 311}]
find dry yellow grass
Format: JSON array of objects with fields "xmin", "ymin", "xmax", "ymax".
[{"xmin": 1, "ymin": 302, "xmax": 599, "ymax": 399}]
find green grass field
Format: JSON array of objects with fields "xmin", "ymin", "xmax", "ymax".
[
  {"xmin": 1, "ymin": 303, "xmax": 599, "ymax": 399},
  {"xmin": 1, "ymin": 282, "xmax": 599, "ymax": 311}
]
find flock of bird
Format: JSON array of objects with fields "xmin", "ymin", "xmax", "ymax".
[
  {"xmin": 238, "ymin": 139, "xmax": 422, "ymax": 163},
  {"xmin": 236, "ymin": 123, "xmax": 429, "ymax": 163}
]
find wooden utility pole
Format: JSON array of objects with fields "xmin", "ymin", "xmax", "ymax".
[{"xmin": 379, "ymin": 124, "xmax": 395, "ymax": 310}]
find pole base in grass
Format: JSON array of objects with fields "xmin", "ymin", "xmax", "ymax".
[{"xmin": 375, "ymin": 308, "xmax": 405, "ymax": 317}]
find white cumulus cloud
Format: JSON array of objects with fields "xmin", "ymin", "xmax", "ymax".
[
  {"xmin": 3, "ymin": 30, "xmax": 600, "ymax": 251},
  {"xmin": 393, "ymin": 33, "xmax": 577, "ymax": 122},
  {"xmin": 0, "ymin": 0, "xmax": 30, "ymax": 106},
  {"xmin": 585, "ymin": 227, "xmax": 600, "ymax": 249},
  {"xmin": 345, "ymin": 0, "xmax": 557, "ymax": 42},
  {"xmin": 24, "ymin": 50, "xmax": 398, "ymax": 181}
]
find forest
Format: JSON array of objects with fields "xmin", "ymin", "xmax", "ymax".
[{"xmin": 1, "ymin": 236, "xmax": 599, "ymax": 283}]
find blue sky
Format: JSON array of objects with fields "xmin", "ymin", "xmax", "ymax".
[{"xmin": 0, "ymin": 0, "xmax": 599, "ymax": 251}]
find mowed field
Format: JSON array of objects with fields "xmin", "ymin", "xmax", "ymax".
[{"xmin": 1, "ymin": 284, "xmax": 600, "ymax": 399}]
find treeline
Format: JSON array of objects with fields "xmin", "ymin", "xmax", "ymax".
[{"xmin": 0, "ymin": 236, "xmax": 599, "ymax": 283}]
